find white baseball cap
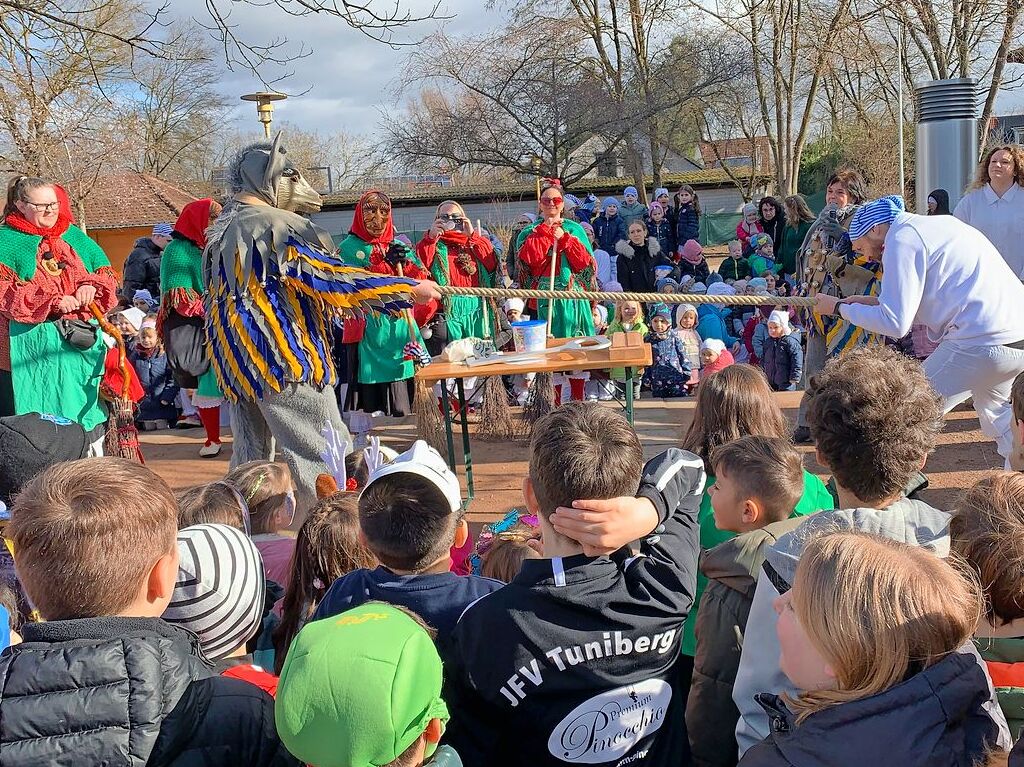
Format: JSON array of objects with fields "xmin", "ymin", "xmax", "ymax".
[{"xmin": 363, "ymin": 440, "xmax": 462, "ymax": 512}]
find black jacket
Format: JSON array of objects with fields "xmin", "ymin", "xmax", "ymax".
[
  {"xmin": 616, "ymin": 237, "xmax": 661, "ymax": 294},
  {"xmin": 121, "ymin": 237, "xmax": 163, "ymax": 303},
  {"xmin": 444, "ymin": 449, "xmax": 706, "ymax": 767},
  {"xmin": 0, "ymin": 616, "xmax": 297, "ymax": 766},
  {"xmin": 675, "ymin": 202, "xmax": 700, "ymax": 246},
  {"xmin": 739, "ymin": 649, "xmax": 1002, "ymax": 767}
]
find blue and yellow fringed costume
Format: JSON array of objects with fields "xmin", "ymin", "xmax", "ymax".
[{"xmin": 206, "ymin": 235, "xmax": 416, "ymax": 403}]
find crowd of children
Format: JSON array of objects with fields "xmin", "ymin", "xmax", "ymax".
[{"xmin": 2, "ymin": 343, "xmax": 1024, "ymax": 767}]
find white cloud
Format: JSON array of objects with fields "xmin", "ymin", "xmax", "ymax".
[{"xmin": 165, "ymin": 0, "xmax": 505, "ymax": 134}]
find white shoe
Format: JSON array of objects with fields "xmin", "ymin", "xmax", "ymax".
[{"xmin": 199, "ymin": 442, "xmax": 222, "ymax": 458}]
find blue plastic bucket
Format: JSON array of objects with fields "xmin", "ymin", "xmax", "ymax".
[{"xmin": 511, "ymin": 320, "xmax": 547, "ymax": 352}]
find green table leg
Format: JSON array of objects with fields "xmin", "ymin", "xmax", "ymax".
[
  {"xmin": 439, "ymin": 380, "xmax": 457, "ymax": 473},
  {"xmin": 625, "ymin": 366, "xmax": 635, "ymax": 426},
  {"xmin": 455, "ymin": 378, "xmax": 475, "ymax": 500}
]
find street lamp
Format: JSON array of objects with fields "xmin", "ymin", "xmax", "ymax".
[{"xmin": 240, "ymin": 91, "xmax": 287, "ymax": 138}]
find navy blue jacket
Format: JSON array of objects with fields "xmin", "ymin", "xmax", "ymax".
[
  {"xmin": 594, "ymin": 214, "xmax": 627, "ymax": 254},
  {"xmin": 648, "ymin": 219, "xmax": 675, "ymax": 256},
  {"xmin": 739, "ymin": 649, "xmax": 1003, "ymax": 767},
  {"xmin": 312, "ymin": 566, "xmax": 503, "ymax": 659},
  {"xmin": 675, "ymin": 203, "xmax": 700, "ymax": 247},
  {"xmin": 128, "ymin": 347, "xmax": 180, "ymax": 422},
  {"xmin": 760, "ymin": 331, "xmax": 803, "ymax": 391}
]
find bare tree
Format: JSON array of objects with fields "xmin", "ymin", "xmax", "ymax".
[
  {"xmin": 120, "ymin": 25, "xmax": 231, "ymax": 180},
  {"xmin": 385, "ymin": 19, "xmax": 618, "ymax": 185},
  {"xmin": 0, "ymin": 0, "xmax": 446, "ymax": 87}
]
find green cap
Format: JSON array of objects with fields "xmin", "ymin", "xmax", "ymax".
[{"xmin": 276, "ymin": 602, "xmax": 450, "ymax": 767}]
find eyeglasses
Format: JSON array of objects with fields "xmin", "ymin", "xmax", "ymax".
[
  {"xmin": 437, "ymin": 213, "xmax": 464, "ymax": 222},
  {"xmin": 541, "ymin": 196, "xmax": 562, "ymax": 205},
  {"xmin": 24, "ymin": 201, "xmax": 59, "ymax": 212}
]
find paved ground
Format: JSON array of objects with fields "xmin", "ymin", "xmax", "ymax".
[{"xmin": 145, "ymin": 392, "xmax": 999, "ymax": 525}]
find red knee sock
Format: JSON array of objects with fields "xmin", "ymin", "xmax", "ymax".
[
  {"xmin": 569, "ymin": 377, "xmax": 586, "ymax": 401},
  {"xmin": 197, "ymin": 407, "xmax": 221, "ymax": 446}
]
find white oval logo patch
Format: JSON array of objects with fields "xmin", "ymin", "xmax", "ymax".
[{"xmin": 547, "ymin": 678, "xmax": 672, "ymax": 764}]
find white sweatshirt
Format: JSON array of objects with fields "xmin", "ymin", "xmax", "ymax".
[
  {"xmin": 954, "ymin": 183, "xmax": 1024, "ymax": 278},
  {"xmin": 840, "ymin": 212, "xmax": 1024, "ymax": 346}
]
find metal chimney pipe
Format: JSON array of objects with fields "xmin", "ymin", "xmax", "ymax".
[{"xmin": 915, "ymin": 78, "xmax": 979, "ymax": 213}]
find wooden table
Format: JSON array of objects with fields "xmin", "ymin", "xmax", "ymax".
[{"xmin": 415, "ymin": 338, "xmax": 652, "ymax": 502}]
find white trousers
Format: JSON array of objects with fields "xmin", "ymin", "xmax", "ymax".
[{"xmin": 923, "ymin": 340, "xmax": 1024, "ymax": 460}]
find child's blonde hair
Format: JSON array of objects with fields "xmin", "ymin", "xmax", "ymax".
[
  {"xmin": 481, "ymin": 531, "xmax": 540, "ymax": 582},
  {"xmin": 728, "ymin": 239, "xmax": 742, "ymax": 254},
  {"xmin": 787, "ymin": 531, "xmax": 981, "ymax": 723}
]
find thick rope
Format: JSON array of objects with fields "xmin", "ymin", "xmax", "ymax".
[{"xmin": 437, "ymin": 285, "xmax": 816, "ymax": 307}]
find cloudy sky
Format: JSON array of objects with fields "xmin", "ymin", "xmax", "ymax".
[
  {"xmin": 168, "ymin": 0, "xmax": 505, "ymax": 135},
  {"xmin": 167, "ymin": 0, "xmax": 1021, "ymax": 139}
]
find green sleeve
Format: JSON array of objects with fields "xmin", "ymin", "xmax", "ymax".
[
  {"xmin": 64, "ymin": 225, "xmax": 110, "ymax": 272},
  {"xmin": 338, "ymin": 235, "xmax": 371, "ymax": 268}
]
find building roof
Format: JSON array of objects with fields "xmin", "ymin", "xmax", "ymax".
[
  {"xmin": 82, "ymin": 172, "xmax": 198, "ymax": 230},
  {"xmin": 321, "ymin": 168, "xmax": 757, "ymax": 209},
  {"xmin": 699, "ymin": 138, "xmax": 774, "ymax": 174}
]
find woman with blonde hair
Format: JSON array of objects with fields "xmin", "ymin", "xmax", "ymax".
[
  {"xmin": 740, "ymin": 530, "xmax": 1000, "ymax": 766},
  {"xmin": 954, "ymin": 144, "xmax": 1024, "ymax": 278},
  {"xmin": 778, "ymin": 194, "xmax": 814, "ymax": 281}
]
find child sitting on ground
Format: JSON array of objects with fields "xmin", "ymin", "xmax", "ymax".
[
  {"xmin": 761, "ymin": 309, "xmax": 803, "ymax": 392},
  {"xmin": 164, "ymin": 523, "xmax": 278, "ymax": 695},
  {"xmin": 481, "ymin": 529, "xmax": 541, "ymax": 582},
  {"xmin": 277, "ymin": 602, "xmax": 457, "ymax": 767},
  {"xmin": 273, "ymin": 490, "xmax": 377, "ymax": 673},
  {"xmin": 177, "ymin": 480, "xmax": 249, "ymax": 530},
  {"xmin": 226, "ymin": 461, "xmax": 296, "ymax": 588},
  {"xmin": 720, "ymin": 239, "xmax": 750, "ymax": 282},
  {"xmin": 748, "ymin": 232, "xmax": 780, "ymax": 276},
  {"xmin": 951, "ymin": 472, "xmax": 1024, "ymax": 738},
  {"xmin": 312, "ymin": 441, "xmax": 503, "ymax": 658},
  {"xmin": 701, "ymin": 338, "xmax": 735, "ymax": 377},
  {"xmin": 678, "ymin": 238, "xmax": 711, "ymax": 284},
  {"xmin": 687, "ymin": 435, "xmax": 809, "ymax": 767},
  {"xmin": 743, "ymin": 531, "xmax": 1000, "ymax": 767},
  {"xmin": 644, "ymin": 306, "xmax": 692, "ymax": 398},
  {"xmin": 445, "ymin": 402, "xmax": 706, "ymax": 766},
  {"xmin": 729, "ymin": 346, "xmax": 1010, "ymax": 755},
  {"xmin": 0, "ymin": 459, "xmax": 289, "ymax": 763},
  {"xmin": 129, "ymin": 326, "xmax": 180, "ymax": 430}
]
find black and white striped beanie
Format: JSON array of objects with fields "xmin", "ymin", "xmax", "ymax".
[{"xmin": 164, "ymin": 523, "xmax": 266, "ymax": 660}]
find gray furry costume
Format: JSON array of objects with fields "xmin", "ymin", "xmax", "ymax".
[{"xmin": 203, "ymin": 133, "xmax": 417, "ymax": 513}]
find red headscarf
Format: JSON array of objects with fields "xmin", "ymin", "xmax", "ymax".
[
  {"xmin": 5, "ymin": 183, "xmax": 74, "ymax": 251},
  {"xmin": 349, "ymin": 190, "xmax": 394, "ymax": 250},
  {"xmin": 173, "ymin": 198, "xmax": 216, "ymax": 250}
]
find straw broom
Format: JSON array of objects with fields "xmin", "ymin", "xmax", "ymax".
[
  {"xmin": 523, "ymin": 236, "xmax": 558, "ymax": 425},
  {"xmin": 398, "ymin": 261, "xmax": 446, "ymax": 454},
  {"xmin": 477, "ymin": 295, "xmax": 517, "ymax": 440},
  {"xmin": 90, "ymin": 303, "xmax": 144, "ymax": 463}
]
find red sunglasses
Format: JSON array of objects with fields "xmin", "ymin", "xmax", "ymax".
[{"xmin": 541, "ymin": 195, "xmax": 563, "ymax": 205}]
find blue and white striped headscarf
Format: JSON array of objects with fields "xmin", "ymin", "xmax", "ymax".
[{"xmin": 848, "ymin": 195, "xmax": 905, "ymax": 240}]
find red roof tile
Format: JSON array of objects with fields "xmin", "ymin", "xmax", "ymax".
[{"xmin": 81, "ymin": 172, "xmax": 198, "ymax": 230}]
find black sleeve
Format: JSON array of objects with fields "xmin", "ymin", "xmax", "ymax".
[
  {"xmin": 617, "ymin": 255, "xmax": 633, "ymax": 292},
  {"xmin": 629, "ymin": 449, "xmax": 705, "ymax": 616},
  {"xmin": 442, "ymin": 620, "xmax": 505, "ymax": 766},
  {"xmin": 120, "ymin": 251, "xmax": 144, "ymax": 302}
]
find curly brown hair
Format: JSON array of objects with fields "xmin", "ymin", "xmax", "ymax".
[
  {"xmin": 969, "ymin": 144, "xmax": 1024, "ymax": 191},
  {"xmin": 807, "ymin": 347, "xmax": 942, "ymax": 504}
]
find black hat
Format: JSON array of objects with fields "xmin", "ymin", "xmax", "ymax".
[{"xmin": 0, "ymin": 413, "xmax": 89, "ymax": 505}]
